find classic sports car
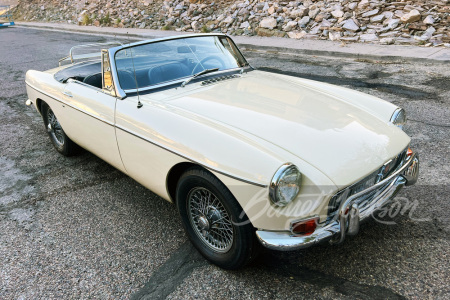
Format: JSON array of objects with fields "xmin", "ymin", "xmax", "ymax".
[{"xmin": 25, "ymin": 34, "xmax": 419, "ymax": 269}]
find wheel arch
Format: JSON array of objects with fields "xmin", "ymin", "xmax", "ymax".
[
  {"xmin": 166, "ymin": 162, "xmax": 207, "ymax": 202},
  {"xmin": 36, "ymin": 98, "xmax": 44, "ymax": 115}
]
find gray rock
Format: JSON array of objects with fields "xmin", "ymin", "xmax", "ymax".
[
  {"xmin": 329, "ymin": 31, "xmax": 341, "ymax": 41},
  {"xmin": 283, "ymin": 20, "xmax": 298, "ymax": 31},
  {"xmin": 223, "ymin": 16, "xmax": 233, "ymax": 24},
  {"xmin": 331, "ymin": 10, "xmax": 344, "ymax": 18},
  {"xmin": 191, "ymin": 20, "xmax": 200, "ymax": 31},
  {"xmin": 288, "ymin": 31, "xmax": 307, "ymax": 39},
  {"xmin": 416, "ymin": 26, "xmax": 436, "ymax": 41},
  {"xmin": 259, "ymin": 17, "xmax": 277, "ymax": 29},
  {"xmin": 298, "ymin": 16, "xmax": 310, "ymax": 27},
  {"xmin": 362, "ymin": 9, "xmax": 379, "ymax": 18},
  {"xmin": 400, "ymin": 9, "xmax": 421, "ymax": 23},
  {"xmin": 370, "ymin": 15, "xmax": 385, "ymax": 23},
  {"xmin": 348, "ymin": 2, "xmax": 358, "ymax": 10},
  {"xmin": 423, "ymin": 15, "xmax": 435, "ymax": 25},
  {"xmin": 360, "ymin": 33, "xmax": 379, "ymax": 42},
  {"xmin": 380, "ymin": 37, "xmax": 395, "ymax": 45},
  {"xmin": 240, "ymin": 21, "xmax": 250, "ymax": 29},
  {"xmin": 343, "ymin": 19, "xmax": 359, "ymax": 32},
  {"xmin": 388, "ymin": 19, "xmax": 400, "ymax": 29},
  {"xmin": 340, "ymin": 36, "xmax": 359, "ymax": 42},
  {"xmin": 290, "ymin": 6, "xmax": 308, "ymax": 18},
  {"xmin": 309, "ymin": 8, "xmax": 320, "ymax": 19}
]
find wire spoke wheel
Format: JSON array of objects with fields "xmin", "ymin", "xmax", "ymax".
[
  {"xmin": 187, "ymin": 187, "xmax": 234, "ymax": 253},
  {"xmin": 46, "ymin": 108, "xmax": 65, "ymax": 147}
]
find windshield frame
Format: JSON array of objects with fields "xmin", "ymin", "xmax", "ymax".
[{"xmin": 108, "ymin": 33, "xmax": 251, "ymax": 98}]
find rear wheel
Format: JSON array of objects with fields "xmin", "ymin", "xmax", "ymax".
[
  {"xmin": 41, "ymin": 102, "xmax": 79, "ymax": 156},
  {"xmin": 176, "ymin": 168, "xmax": 260, "ymax": 269}
]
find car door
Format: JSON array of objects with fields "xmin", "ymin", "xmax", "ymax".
[{"xmin": 60, "ymin": 80, "xmax": 126, "ymax": 173}]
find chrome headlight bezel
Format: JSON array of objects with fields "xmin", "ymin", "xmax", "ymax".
[
  {"xmin": 390, "ymin": 108, "xmax": 406, "ymax": 130},
  {"xmin": 269, "ymin": 163, "xmax": 302, "ymax": 207}
]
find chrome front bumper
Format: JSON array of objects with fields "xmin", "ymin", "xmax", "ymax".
[{"xmin": 256, "ymin": 153, "xmax": 419, "ymax": 251}]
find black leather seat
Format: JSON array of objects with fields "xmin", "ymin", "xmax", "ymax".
[
  {"xmin": 117, "ymin": 70, "xmax": 137, "ymax": 90},
  {"xmin": 148, "ymin": 63, "xmax": 190, "ymax": 85},
  {"xmin": 83, "ymin": 73, "xmax": 102, "ymax": 89}
]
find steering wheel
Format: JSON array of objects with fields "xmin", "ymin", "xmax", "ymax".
[{"xmin": 191, "ymin": 55, "xmax": 226, "ymax": 75}]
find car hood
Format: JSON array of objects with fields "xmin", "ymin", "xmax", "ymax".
[{"xmin": 163, "ymin": 70, "xmax": 410, "ymax": 187}]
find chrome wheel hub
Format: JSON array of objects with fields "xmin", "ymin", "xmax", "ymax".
[
  {"xmin": 198, "ymin": 215, "xmax": 210, "ymax": 231},
  {"xmin": 187, "ymin": 187, "xmax": 234, "ymax": 253}
]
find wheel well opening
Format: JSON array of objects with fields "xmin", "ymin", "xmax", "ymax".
[
  {"xmin": 36, "ymin": 98, "xmax": 44, "ymax": 115},
  {"xmin": 166, "ymin": 162, "xmax": 205, "ymax": 202}
]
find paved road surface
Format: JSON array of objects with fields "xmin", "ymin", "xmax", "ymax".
[{"xmin": 0, "ymin": 27, "xmax": 449, "ymax": 299}]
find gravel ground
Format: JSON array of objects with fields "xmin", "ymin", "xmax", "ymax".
[{"xmin": 0, "ymin": 27, "xmax": 449, "ymax": 299}]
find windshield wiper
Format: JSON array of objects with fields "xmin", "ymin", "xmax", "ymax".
[{"xmin": 181, "ymin": 68, "xmax": 219, "ymax": 88}]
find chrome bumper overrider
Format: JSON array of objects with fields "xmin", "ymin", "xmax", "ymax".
[{"xmin": 256, "ymin": 152, "xmax": 419, "ymax": 251}]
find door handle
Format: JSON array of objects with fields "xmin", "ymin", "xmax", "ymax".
[{"xmin": 63, "ymin": 91, "xmax": 73, "ymax": 98}]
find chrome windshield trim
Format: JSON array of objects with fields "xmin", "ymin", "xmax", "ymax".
[
  {"xmin": 109, "ymin": 33, "xmax": 228, "ymax": 53},
  {"xmin": 108, "ymin": 48, "xmax": 127, "ymax": 99},
  {"xmin": 109, "ymin": 34, "xmax": 250, "ymax": 96}
]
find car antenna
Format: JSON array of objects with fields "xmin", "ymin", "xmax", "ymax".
[{"xmin": 127, "ymin": 32, "xmax": 143, "ymax": 108}]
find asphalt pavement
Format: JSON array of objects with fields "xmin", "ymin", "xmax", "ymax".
[{"xmin": 0, "ymin": 27, "xmax": 449, "ymax": 299}]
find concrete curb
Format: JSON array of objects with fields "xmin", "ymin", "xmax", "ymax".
[{"xmin": 15, "ymin": 22, "xmax": 450, "ymax": 63}]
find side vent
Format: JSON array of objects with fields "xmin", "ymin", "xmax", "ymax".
[{"xmin": 202, "ymin": 74, "xmax": 241, "ymax": 86}]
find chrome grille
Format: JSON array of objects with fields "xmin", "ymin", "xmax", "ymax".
[{"xmin": 327, "ymin": 147, "xmax": 408, "ymax": 219}]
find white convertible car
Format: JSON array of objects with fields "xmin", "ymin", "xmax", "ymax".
[{"xmin": 25, "ymin": 34, "xmax": 419, "ymax": 269}]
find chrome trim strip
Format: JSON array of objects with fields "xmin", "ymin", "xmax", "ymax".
[
  {"xmin": 109, "ymin": 33, "xmax": 228, "ymax": 53},
  {"xmin": 108, "ymin": 48, "xmax": 127, "ymax": 99},
  {"xmin": 59, "ymin": 41, "xmax": 123, "ymax": 66},
  {"xmin": 27, "ymin": 82, "xmax": 268, "ymax": 188},
  {"xmin": 26, "ymin": 82, "xmax": 114, "ymax": 127},
  {"xmin": 115, "ymin": 124, "xmax": 268, "ymax": 188}
]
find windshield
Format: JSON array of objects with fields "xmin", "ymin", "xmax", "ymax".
[{"xmin": 114, "ymin": 36, "xmax": 247, "ymax": 91}]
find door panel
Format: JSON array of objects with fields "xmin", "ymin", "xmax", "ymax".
[
  {"xmin": 115, "ymin": 97, "xmax": 187, "ymax": 201},
  {"xmin": 60, "ymin": 80, "xmax": 126, "ymax": 173}
]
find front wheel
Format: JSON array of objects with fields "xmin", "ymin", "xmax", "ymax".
[
  {"xmin": 41, "ymin": 102, "xmax": 79, "ymax": 156},
  {"xmin": 176, "ymin": 168, "xmax": 260, "ymax": 269}
]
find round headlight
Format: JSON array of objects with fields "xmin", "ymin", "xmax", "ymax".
[
  {"xmin": 269, "ymin": 163, "xmax": 302, "ymax": 207},
  {"xmin": 390, "ymin": 108, "xmax": 406, "ymax": 130}
]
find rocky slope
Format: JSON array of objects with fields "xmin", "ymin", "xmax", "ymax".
[{"xmin": 12, "ymin": 0, "xmax": 450, "ymax": 46}]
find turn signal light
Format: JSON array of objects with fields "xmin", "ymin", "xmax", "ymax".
[
  {"xmin": 291, "ymin": 217, "xmax": 318, "ymax": 236},
  {"xmin": 407, "ymin": 148, "xmax": 413, "ymax": 157}
]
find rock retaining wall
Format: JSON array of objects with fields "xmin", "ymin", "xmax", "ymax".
[{"xmin": 13, "ymin": 0, "xmax": 450, "ymax": 46}]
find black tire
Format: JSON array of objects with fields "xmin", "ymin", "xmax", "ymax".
[
  {"xmin": 176, "ymin": 168, "xmax": 260, "ymax": 269},
  {"xmin": 41, "ymin": 102, "xmax": 80, "ymax": 156}
]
